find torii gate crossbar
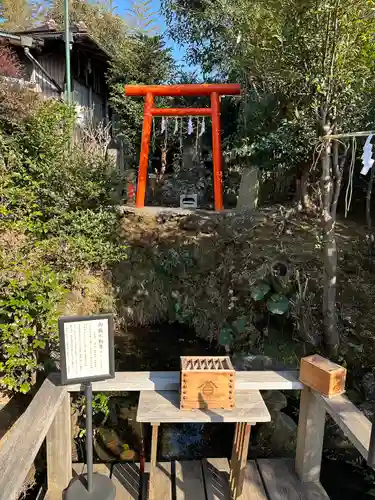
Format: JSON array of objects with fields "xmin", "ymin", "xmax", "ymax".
[{"xmin": 124, "ymin": 83, "xmax": 241, "ymax": 210}]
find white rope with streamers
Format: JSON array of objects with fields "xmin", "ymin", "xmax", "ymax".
[
  {"xmin": 188, "ymin": 117, "xmax": 193, "ymax": 135},
  {"xmin": 200, "ymin": 117, "xmax": 206, "ymax": 136},
  {"xmin": 164, "ymin": 117, "xmax": 168, "ymax": 148},
  {"xmin": 161, "ymin": 116, "xmax": 166, "ymax": 134},
  {"xmin": 345, "ymin": 136, "xmax": 357, "ymax": 218},
  {"xmin": 151, "ymin": 118, "xmax": 156, "ymax": 156},
  {"xmin": 195, "ymin": 117, "xmax": 199, "ymax": 154},
  {"xmin": 179, "ymin": 117, "xmax": 183, "ymax": 153},
  {"xmin": 174, "ymin": 117, "xmax": 178, "ymax": 134}
]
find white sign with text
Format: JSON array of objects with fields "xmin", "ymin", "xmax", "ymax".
[{"xmin": 63, "ymin": 318, "xmax": 110, "ymax": 380}]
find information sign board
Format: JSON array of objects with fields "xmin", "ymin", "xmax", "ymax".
[{"xmin": 59, "ymin": 314, "xmax": 115, "ymax": 385}]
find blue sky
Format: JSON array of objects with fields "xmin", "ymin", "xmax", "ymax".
[{"xmin": 113, "ymin": 0, "xmax": 186, "ymax": 65}]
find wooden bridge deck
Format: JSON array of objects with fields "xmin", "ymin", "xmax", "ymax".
[
  {"xmin": 66, "ymin": 458, "xmax": 329, "ymax": 500},
  {"xmin": 2, "ymin": 369, "xmax": 367, "ymax": 500}
]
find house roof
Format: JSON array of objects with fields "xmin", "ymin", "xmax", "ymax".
[
  {"xmin": 1, "ymin": 23, "xmax": 111, "ymax": 63},
  {"xmin": 0, "ymin": 31, "xmax": 43, "ymax": 49}
]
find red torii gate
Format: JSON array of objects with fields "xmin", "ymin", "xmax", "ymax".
[{"xmin": 124, "ymin": 83, "xmax": 241, "ymax": 210}]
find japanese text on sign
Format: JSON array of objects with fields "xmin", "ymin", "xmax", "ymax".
[{"xmin": 64, "ymin": 319, "xmax": 110, "ymax": 380}]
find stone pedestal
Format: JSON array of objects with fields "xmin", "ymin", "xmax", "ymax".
[{"xmin": 237, "ymin": 167, "xmax": 259, "ymax": 210}]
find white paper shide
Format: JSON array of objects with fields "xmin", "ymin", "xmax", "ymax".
[{"xmin": 64, "ymin": 319, "xmax": 110, "ymax": 380}]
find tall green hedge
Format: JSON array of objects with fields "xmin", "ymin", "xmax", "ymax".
[{"xmin": 0, "ymin": 98, "xmax": 127, "ymax": 393}]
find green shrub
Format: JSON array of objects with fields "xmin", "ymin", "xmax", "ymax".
[
  {"xmin": 0, "ymin": 98, "xmax": 127, "ymax": 393},
  {"xmin": 1, "ymin": 100, "xmax": 121, "ymax": 226},
  {"xmin": 0, "ymin": 80, "xmax": 42, "ymax": 132},
  {"xmin": 35, "ymin": 209, "xmax": 128, "ymax": 270},
  {"xmin": 0, "ymin": 264, "xmax": 65, "ymax": 393}
]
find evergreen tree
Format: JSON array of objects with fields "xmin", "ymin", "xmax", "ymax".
[
  {"xmin": 40, "ymin": 0, "xmax": 129, "ymax": 55},
  {"xmin": 108, "ymin": 33, "xmax": 174, "ymax": 161},
  {"xmin": 125, "ymin": 0, "xmax": 160, "ymax": 35},
  {"xmin": 0, "ymin": 0, "xmax": 33, "ymax": 30}
]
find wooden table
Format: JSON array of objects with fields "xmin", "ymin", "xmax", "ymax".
[{"xmin": 136, "ymin": 390, "xmax": 271, "ymax": 499}]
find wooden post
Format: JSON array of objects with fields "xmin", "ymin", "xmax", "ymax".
[
  {"xmin": 136, "ymin": 92, "xmax": 154, "ymax": 208},
  {"xmin": 230, "ymin": 422, "xmax": 251, "ymax": 499},
  {"xmin": 211, "ymin": 92, "xmax": 224, "ymax": 211},
  {"xmin": 229, "ymin": 422, "xmax": 241, "ymax": 489},
  {"xmin": 46, "ymin": 391, "xmax": 72, "ymax": 495},
  {"xmin": 149, "ymin": 423, "xmax": 159, "ymax": 500},
  {"xmin": 295, "ymin": 387, "xmax": 326, "ymax": 482},
  {"xmin": 237, "ymin": 423, "xmax": 251, "ymax": 498}
]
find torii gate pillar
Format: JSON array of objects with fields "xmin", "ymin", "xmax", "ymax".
[{"xmin": 124, "ymin": 83, "xmax": 241, "ymax": 211}]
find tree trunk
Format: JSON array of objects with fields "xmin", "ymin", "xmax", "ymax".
[
  {"xmin": 331, "ymin": 141, "xmax": 347, "ymax": 220},
  {"xmin": 321, "ymin": 132, "xmax": 339, "ymax": 355},
  {"xmin": 296, "ymin": 159, "xmax": 313, "ymax": 211}
]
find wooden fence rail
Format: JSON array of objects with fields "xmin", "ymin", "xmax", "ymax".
[
  {"xmin": 0, "ymin": 367, "xmax": 372, "ymax": 500},
  {"xmin": 49, "ymin": 370, "xmax": 303, "ymax": 392},
  {"xmin": 321, "ymin": 392, "xmax": 372, "ymax": 461},
  {"xmin": 0, "ymin": 379, "xmax": 68, "ymax": 500}
]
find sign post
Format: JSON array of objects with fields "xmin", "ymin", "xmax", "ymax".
[
  {"xmin": 59, "ymin": 314, "xmax": 116, "ymax": 500},
  {"xmin": 368, "ymin": 409, "xmax": 375, "ymax": 468}
]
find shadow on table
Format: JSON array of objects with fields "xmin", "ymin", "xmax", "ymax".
[
  {"xmin": 197, "ymin": 392, "xmax": 226, "ymax": 422},
  {"xmin": 152, "ymin": 390, "xmax": 227, "ymax": 422}
]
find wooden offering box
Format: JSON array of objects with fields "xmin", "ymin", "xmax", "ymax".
[
  {"xmin": 180, "ymin": 356, "xmax": 235, "ymax": 410},
  {"xmin": 299, "ymin": 354, "xmax": 346, "ymax": 398}
]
